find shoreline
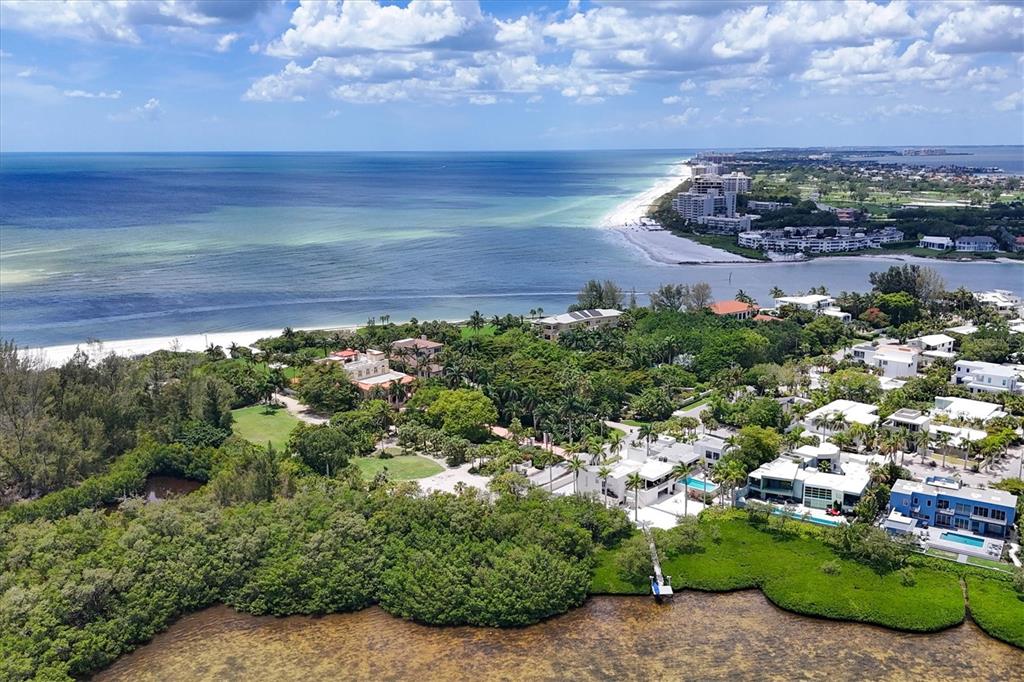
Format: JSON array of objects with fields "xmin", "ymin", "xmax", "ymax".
[{"xmin": 597, "ymin": 158, "xmax": 756, "ymax": 264}]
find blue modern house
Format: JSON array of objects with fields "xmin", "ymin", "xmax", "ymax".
[{"xmin": 888, "ymin": 477, "xmax": 1017, "ymax": 539}]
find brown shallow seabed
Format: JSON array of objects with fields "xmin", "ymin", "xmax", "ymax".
[{"xmin": 95, "ymin": 591, "xmax": 1024, "ymax": 681}]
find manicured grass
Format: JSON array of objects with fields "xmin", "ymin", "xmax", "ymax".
[
  {"xmin": 596, "ymin": 512, "xmax": 966, "ymax": 633},
  {"xmin": 590, "ymin": 545, "xmax": 646, "ymax": 595},
  {"xmin": 680, "ymin": 397, "xmax": 708, "ymax": 410},
  {"xmin": 351, "ymin": 455, "xmax": 444, "ymax": 481},
  {"xmin": 231, "ymin": 405, "xmax": 301, "ymax": 450},
  {"xmin": 966, "ymin": 556, "xmax": 1011, "ymax": 570},
  {"xmin": 967, "ymin": 576, "xmax": 1024, "ymax": 649},
  {"xmin": 925, "ymin": 548, "xmax": 959, "ymax": 561},
  {"xmin": 460, "ymin": 324, "xmax": 497, "ymax": 339}
]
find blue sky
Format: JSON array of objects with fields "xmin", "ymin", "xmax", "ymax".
[{"xmin": 1, "ymin": 0, "xmax": 1022, "ymax": 151}]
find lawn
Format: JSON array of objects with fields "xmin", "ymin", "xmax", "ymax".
[
  {"xmin": 460, "ymin": 324, "xmax": 497, "ymax": 339},
  {"xmin": 231, "ymin": 405, "xmax": 301, "ymax": 450},
  {"xmin": 590, "ymin": 544, "xmax": 646, "ymax": 595},
  {"xmin": 351, "ymin": 455, "xmax": 444, "ymax": 481},
  {"xmin": 682, "ymin": 232, "xmax": 770, "ymax": 261}
]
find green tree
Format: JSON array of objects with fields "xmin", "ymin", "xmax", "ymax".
[
  {"xmin": 425, "ymin": 389, "xmax": 498, "ymax": 442},
  {"xmin": 295, "ymin": 363, "xmax": 360, "ymax": 414}
]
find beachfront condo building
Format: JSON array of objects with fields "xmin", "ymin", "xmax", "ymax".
[
  {"xmin": 535, "ymin": 309, "xmax": 623, "ymax": 341},
  {"xmin": 889, "ymin": 478, "xmax": 1017, "ymax": 539}
]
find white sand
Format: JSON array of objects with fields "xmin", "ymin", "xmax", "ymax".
[
  {"xmin": 598, "ymin": 159, "xmax": 753, "ymax": 263},
  {"xmin": 31, "ymin": 326, "xmax": 359, "ymax": 366},
  {"xmin": 613, "ymin": 227, "xmax": 751, "ymax": 264}
]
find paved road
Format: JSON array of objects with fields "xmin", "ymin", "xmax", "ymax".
[{"xmin": 273, "ymin": 392, "xmax": 328, "ymax": 425}]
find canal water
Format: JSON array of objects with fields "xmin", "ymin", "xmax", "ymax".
[
  {"xmin": 95, "ymin": 591, "xmax": 1023, "ymax": 681},
  {"xmin": 142, "ymin": 476, "xmax": 203, "ymax": 500}
]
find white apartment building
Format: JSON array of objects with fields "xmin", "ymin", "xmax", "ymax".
[
  {"xmin": 672, "ymin": 191, "xmax": 737, "ymax": 220},
  {"xmin": 688, "ymin": 162, "xmax": 722, "ymax": 177},
  {"xmin": 738, "ymin": 228, "xmax": 903, "ymax": 254},
  {"xmin": 747, "ymin": 200, "xmax": 792, "ymax": 211},
  {"xmin": 919, "ymin": 235, "xmax": 953, "ymax": 250},
  {"xmin": 695, "ymin": 214, "xmax": 752, "ymax": 233},
  {"xmin": 535, "ymin": 308, "xmax": 623, "ymax": 341},
  {"xmin": 720, "ymin": 172, "xmax": 752, "ymax": 193},
  {"xmin": 953, "ymin": 360, "xmax": 1020, "ymax": 395}
]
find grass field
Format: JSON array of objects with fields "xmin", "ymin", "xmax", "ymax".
[
  {"xmin": 351, "ymin": 455, "xmax": 444, "ymax": 481},
  {"xmin": 590, "ymin": 511, "xmax": 1024, "ymax": 648},
  {"xmin": 231, "ymin": 405, "xmax": 301, "ymax": 450},
  {"xmin": 460, "ymin": 324, "xmax": 498, "ymax": 339}
]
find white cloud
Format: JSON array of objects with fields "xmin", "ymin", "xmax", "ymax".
[
  {"xmin": 216, "ymin": 32, "xmax": 240, "ymax": 53},
  {"xmin": 64, "ymin": 89, "xmax": 122, "ymax": 99},
  {"xmin": 872, "ymin": 103, "xmax": 952, "ymax": 117},
  {"xmin": 994, "ymin": 90, "xmax": 1023, "ymax": 112},
  {"xmin": 662, "ymin": 95, "xmax": 682, "ymax": 104},
  {"xmin": 16, "ymin": 68, "xmax": 34, "ymax": 78},
  {"xmin": 109, "ymin": 97, "xmax": 162, "ymax": 121},
  {"xmin": 1, "ymin": 0, "xmax": 273, "ymax": 44},
  {"xmin": 469, "ymin": 94, "xmax": 497, "ymax": 105},
  {"xmin": 933, "ymin": 4, "xmax": 1024, "ymax": 54},
  {"xmin": 664, "ymin": 107, "xmax": 700, "ymax": 127}
]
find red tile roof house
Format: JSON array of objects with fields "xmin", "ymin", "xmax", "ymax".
[
  {"xmin": 392, "ymin": 336, "xmax": 445, "ymax": 378},
  {"xmin": 708, "ymin": 300, "xmax": 759, "ymax": 320}
]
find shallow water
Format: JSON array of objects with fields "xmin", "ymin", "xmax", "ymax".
[{"xmin": 95, "ymin": 591, "xmax": 1023, "ymax": 681}]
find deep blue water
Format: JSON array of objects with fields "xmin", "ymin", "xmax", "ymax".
[{"xmin": 1, "ymin": 150, "xmax": 1022, "ymax": 347}]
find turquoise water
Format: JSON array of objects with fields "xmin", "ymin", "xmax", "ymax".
[
  {"xmin": 682, "ymin": 476, "xmax": 718, "ymax": 492},
  {"xmin": 2, "ymin": 150, "xmax": 1022, "ymax": 347},
  {"xmin": 940, "ymin": 532, "xmax": 985, "ymax": 548}
]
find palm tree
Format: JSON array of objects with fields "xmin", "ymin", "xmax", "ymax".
[
  {"xmin": 934, "ymin": 429, "xmax": 952, "ymax": 469},
  {"xmin": 878, "ymin": 432, "xmax": 901, "ymax": 464},
  {"xmin": 598, "ymin": 464, "xmax": 613, "ymax": 507},
  {"xmin": 769, "ymin": 286, "xmax": 785, "ymax": 299},
  {"xmin": 671, "ymin": 461, "xmax": 695, "ymax": 517},
  {"xmin": 721, "ymin": 459, "xmax": 747, "ymax": 508},
  {"xmin": 468, "ymin": 310, "xmax": 485, "ymax": 332},
  {"xmin": 637, "ymin": 423, "xmax": 658, "ymax": 457},
  {"xmin": 607, "ymin": 430, "xmax": 625, "ymax": 460},
  {"xmin": 567, "ymin": 455, "xmax": 586, "ymax": 495},
  {"xmin": 625, "ymin": 472, "xmax": 644, "ymax": 521},
  {"xmin": 913, "ymin": 430, "xmax": 930, "ymax": 464}
]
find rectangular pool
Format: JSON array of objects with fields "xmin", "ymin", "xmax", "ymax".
[
  {"xmin": 939, "ymin": 532, "xmax": 985, "ymax": 548},
  {"xmin": 682, "ymin": 476, "xmax": 718, "ymax": 492},
  {"xmin": 771, "ymin": 509, "xmax": 840, "ymax": 527}
]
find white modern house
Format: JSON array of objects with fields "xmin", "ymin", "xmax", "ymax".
[
  {"xmin": 974, "ymin": 290, "xmax": 1023, "ymax": 317},
  {"xmin": 775, "ymin": 294, "xmax": 835, "ymax": 311},
  {"xmin": 535, "ymin": 309, "xmax": 623, "ymax": 341},
  {"xmin": 803, "ymin": 399, "xmax": 879, "ymax": 435},
  {"xmin": 849, "ymin": 342, "xmax": 920, "ymax": 378},
  {"xmin": 744, "ymin": 443, "xmax": 871, "ymax": 513},
  {"xmin": 918, "ymin": 235, "xmax": 953, "ymax": 250},
  {"xmin": 693, "ymin": 434, "xmax": 732, "ymax": 467},
  {"xmin": 953, "ymin": 360, "xmax": 1020, "ymax": 395},
  {"xmin": 931, "ymin": 396, "xmax": 1007, "ymax": 423},
  {"xmin": 910, "ymin": 333, "xmax": 956, "ymax": 354}
]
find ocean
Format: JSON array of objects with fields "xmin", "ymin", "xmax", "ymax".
[{"xmin": 1, "ymin": 149, "xmax": 1022, "ymax": 348}]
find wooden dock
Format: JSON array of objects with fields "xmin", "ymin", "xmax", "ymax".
[{"xmin": 641, "ymin": 523, "xmax": 673, "ymax": 599}]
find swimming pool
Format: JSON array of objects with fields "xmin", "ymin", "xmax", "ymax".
[
  {"xmin": 682, "ymin": 476, "xmax": 718, "ymax": 492},
  {"xmin": 771, "ymin": 509, "xmax": 840, "ymax": 527},
  {"xmin": 939, "ymin": 532, "xmax": 985, "ymax": 548}
]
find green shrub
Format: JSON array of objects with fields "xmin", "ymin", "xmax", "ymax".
[{"xmin": 820, "ymin": 560, "xmax": 841, "ymax": 575}]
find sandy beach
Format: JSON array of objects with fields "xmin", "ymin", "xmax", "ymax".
[
  {"xmin": 30, "ymin": 327, "xmax": 357, "ymax": 366},
  {"xmin": 598, "ymin": 159, "xmax": 753, "ymax": 264}
]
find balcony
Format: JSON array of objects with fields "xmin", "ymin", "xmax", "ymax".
[{"xmin": 972, "ymin": 514, "xmax": 1006, "ymax": 525}]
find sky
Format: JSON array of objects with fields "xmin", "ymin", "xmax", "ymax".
[{"xmin": 1, "ymin": 0, "xmax": 1022, "ymax": 151}]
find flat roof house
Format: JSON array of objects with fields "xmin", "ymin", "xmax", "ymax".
[
  {"xmin": 919, "ymin": 235, "xmax": 953, "ymax": 250},
  {"xmin": 931, "ymin": 396, "xmax": 1007, "ymax": 423},
  {"xmin": 953, "ymin": 360, "xmax": 1020, "ymax": 395},
  {"xmin": 973, "ymin": 289, "xmax": 1023, "ymax": 317},
  {"xmin": 889, "ymin": 478, "xmax": 1017, "ymax": 539},
  {"xmin": 775, "ymin": 294, "xmax": 834, "ymax": 311},
  {"xmin": 693, "ymin": 434, "xmax": 732, "ymax": 467},
  {"xmin": 534, "ymin": 309, "xmax": 623, "ymax": 341},
  {"xmin": 803, "ymin": 399, "xmax": 879, "ymax": 435},
  {"xmin": 745, "ymin": 444, "xmax": 871, "ymax": 513},
  {"xmin": 849, "ymin": 342, "xmax": 920, "ymax": 378}
]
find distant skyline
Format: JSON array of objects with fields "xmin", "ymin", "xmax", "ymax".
[{"xmin": 1, "ymin": 0, "xmax": 1022, "ymax": 151}]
